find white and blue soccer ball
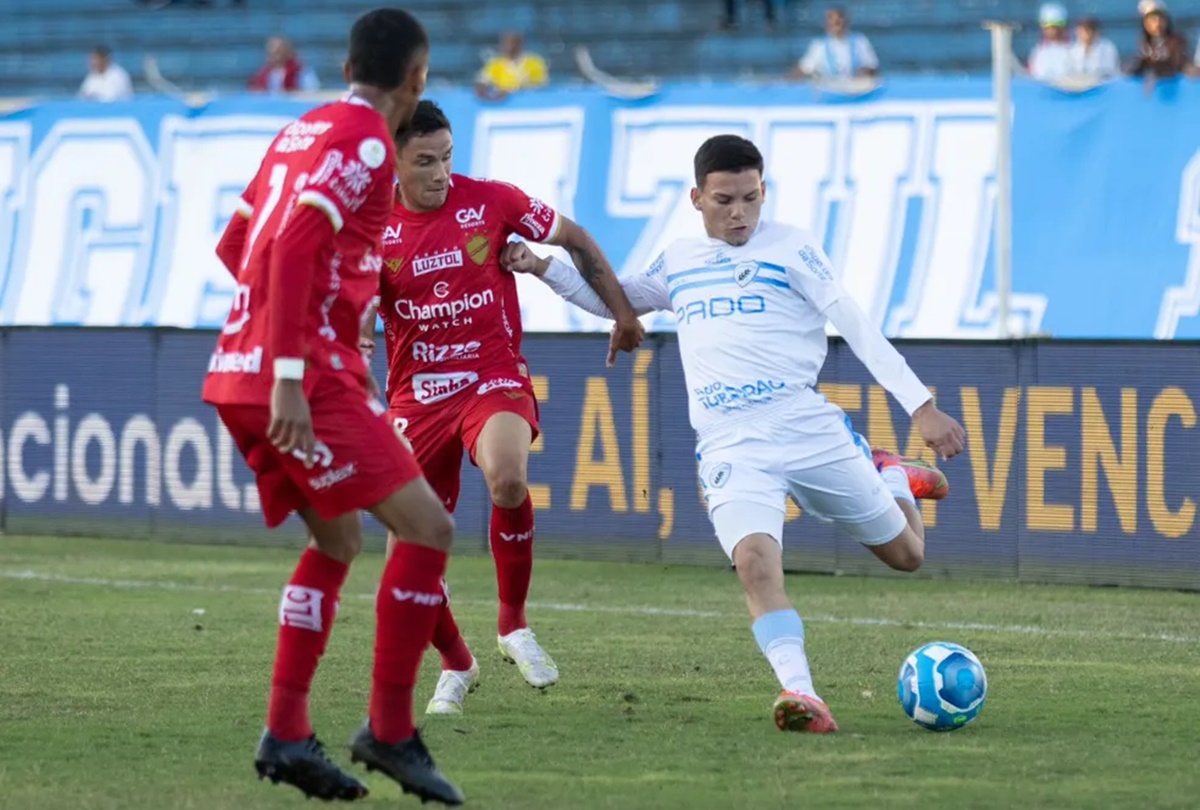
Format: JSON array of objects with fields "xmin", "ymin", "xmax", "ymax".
[{"xmin": 897, "ymin": 641, "xmax": 987, "ymax": 731}]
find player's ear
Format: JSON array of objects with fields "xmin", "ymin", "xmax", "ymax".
[
  {"xmin": 760, "ymin": 179, "xmax": 767, "ymax": 200},
  {"xmin": 690, "ymin": 187, "xmax": 702, "ymax": 211},
  {"xmin": 342, "ymin": 60, "xmax": 351, "ymax": 84}
]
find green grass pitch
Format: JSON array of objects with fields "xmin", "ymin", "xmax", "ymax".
[{"xmin": 2, "ymin": 535, "xmax": 1199, "ymax": 809}]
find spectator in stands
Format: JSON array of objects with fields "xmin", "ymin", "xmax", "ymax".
[
  {"xmin": 793, "ymin": 7, "xmax": 879, "ymax": 80},
  {"xmin": 476, "ymin": 32, "xmax": 549, "ymax": 101},
  {"xmin": 1069, "ymin": 17, "xmax": 1121, "ymax": 79},
  {"xmin": 1128, "ymin": 1, "xmax": 1189, "ymax": 80},
  {"xmin": 247, "ymin": 37, "xmax": 319, "ymax": 94},
  {"xmin": 1027, "ymin": 3, "xmax": 1073, "ymax": 81},
  {"xmin": 721, "ymin": 0, "xmax": 777, "ymax": 31},
  {"xmin": 79, "ymin": 46, "xmax": 133, "ymax": 102}
]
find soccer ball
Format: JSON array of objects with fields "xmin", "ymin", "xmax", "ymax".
[{"xmin": 896, "ymin": 641, "xmax": 987, "ymax": 731}]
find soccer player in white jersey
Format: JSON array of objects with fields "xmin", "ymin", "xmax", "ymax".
[{"xmin": 500, "ymin": 134, "xmax": 965, "ymax": 734}]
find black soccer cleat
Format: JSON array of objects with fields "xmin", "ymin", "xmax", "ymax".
[
  {"xmin": 348, "ymin": 722, "xmax": 465, "ymax": 806},
  {"xmin": 254, "ymin": 729, "xmax": 370, "ymax": 801}
]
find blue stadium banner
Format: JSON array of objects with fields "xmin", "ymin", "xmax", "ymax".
[
  {"xmin": 1, "ymin": 329, "xmax": 1197, "ymax": 589},
  {"xmin": 1, "ymin": 79, "xmax": 1199, "ymax": 338}
]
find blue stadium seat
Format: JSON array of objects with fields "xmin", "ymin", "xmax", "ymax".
[{"xmin": 2, "ymin": 0, "xmax": 1196, "ymax": 97}]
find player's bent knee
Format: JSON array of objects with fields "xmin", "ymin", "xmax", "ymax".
[
  {"xmin": 486, "ymin": 472, "xmax": 528, "ymax": 509},
  {"xmin": 731, "ymin": 533, "xmax": 784, "ymax": 595},
  {"xmin": 370, "ymin": 477, "xmax": 456, "ymax": 552},
  {"xmin": 874, "ymin": 528, "xmax": 924, "ymax": 573}
]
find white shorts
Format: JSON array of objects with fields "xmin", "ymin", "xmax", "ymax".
[{"xmin": 696, "ymin": 392, "xmax": 908, "ymax": 559}]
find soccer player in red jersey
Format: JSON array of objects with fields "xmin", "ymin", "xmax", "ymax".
[
  {"xmin": 204, "ymin": 11, "xmax": 463, "ymax": 806},
  {"xmin": 363, "ymin": 100, "xmax": 643, "ymax": 714}
]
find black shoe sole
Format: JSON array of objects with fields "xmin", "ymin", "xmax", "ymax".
[
  {"xmin": 349, "ymin": 749, "xmax": 463, "ymax": 806},
  {"xmin": 255, "ymin": 759, "xmax": 369, "ymax": 801}
]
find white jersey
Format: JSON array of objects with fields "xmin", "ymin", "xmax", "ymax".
[{"xmin": 538, "ymin": 219, "xmax": 931, "ymax": 438}]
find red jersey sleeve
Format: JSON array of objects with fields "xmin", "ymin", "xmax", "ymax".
[
  {"xmin": 494, "ymin": 181, "xmax": 560, "ymax": 244},
  {"xmin": 268, "ymin": 126, "xmax": 394, "ymax": 370},
  {"xmin": 214, "ymin": 167, "xmax": 259, "ymax": 276}
]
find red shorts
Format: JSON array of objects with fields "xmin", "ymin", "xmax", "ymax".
[
  {"xmin": 389, "ymin": 368, "xmax": 539, "ymax": 513},
  {"xmin": 217, "ymin": 376, "xmax": 423, "ymax": 528}
]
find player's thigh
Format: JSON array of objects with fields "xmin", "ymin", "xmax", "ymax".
[
  {"xmin": 463, "ymin": 380, "xmax": 539, "ymax": 503},
  {"xmin": 788, "ymin": 451, "xmax": 907, "ymax": 546},
  {"xmin": 391, "ymin": 407, "xmax": 465, "ymax": 514},
  {"xmin": 700, "ymin": 450, "xmax": 788, "ymax": 560},
  {"xmin": 215, "ymin": 404, "xmax": 306, "ymax": 528},
  {"xmin": 298, "ymin": 506, "xmax": 364, "ymax": 564},
  {"xmin": 369, "ymin": 476, "xmax": 455, "ymax": 551}
]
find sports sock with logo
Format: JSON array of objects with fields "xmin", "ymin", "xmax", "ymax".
[
  {"xmin": 431, "ymin": 578, "xmax": 475, "ymax": 672},
  {"xmin": 267, "ymin": 547, "xmax": 349, "ymax": 741},
  {"xmin": 751, "ymin": 609, "xmax": 819, "ymax": 699},
  {"xmin": 490, "ymin": 493, "xmax": 534, "ymax": 636},
  {"xmin": 370, "ymin": 542, "xmax": 448, "ymax": 744}
]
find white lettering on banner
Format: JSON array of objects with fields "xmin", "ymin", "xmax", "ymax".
[
  {"xmin": 607, "ymin": 104, "xmax": 1047, "ymax": 338},
  {"xmin": 469, "ymin": 107, "xmax": 588, "ymax": 332},
  {"xmin": 0, "ymin": 123, "xmax": 31, "ymax": 310},
  {"xmin": 145, "ymin": 117, "xmax": 290, "ymax": 328},
  {"xmin": 4, "ymin": 120, "xmax": 156, "ymax": 326},
  {"xmin": 2, "ymin": 384, "xmax": 263, "ymax": 513},
  {"xmin": 1156, "ymin": 149, "xmax": 1200, "ymax": 339}
]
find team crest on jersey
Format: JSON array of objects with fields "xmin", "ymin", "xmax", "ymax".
[
  {"xmin": 734, "ymin": 261, "xmax": 759, "ymax": 287},
  {"xmin": 466, "ymin": 233, "xmax": 490, "ymax": 265},
  {"xmin": 384, "ymin": 258, "xmax": 404, "ymax": 275},
  {"xmin": 708, "ymin": 462, "xmax": 732, "ymax": 489}
]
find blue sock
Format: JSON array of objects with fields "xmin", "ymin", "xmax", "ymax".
[
  {"xmin": 751, "ymin": 609, "xmax": 816, "ymax": 696},
  {"xmin": 752, "ymin": 609, "xmax": 805, "ymax": 651}
]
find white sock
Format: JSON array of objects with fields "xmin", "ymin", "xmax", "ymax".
[
  {"xmin": 764, "ymin": 638, "xmax": 817, "ymax": 698},
  {"xmin": 881, "ymin": 466, "xmax": 915, "ymax": 506}
]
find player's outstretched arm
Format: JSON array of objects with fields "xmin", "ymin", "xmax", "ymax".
[
  {"xmin": 544, "ymin": 217, "xmax": 644, "ymax": 353},
  {"xmin": 824, "ymin": 296, "xmax": 965, "ymax": 459},
  {"xmin": 501, "ymin": 243, "xmax": 669, "ymax": 318},
  {"xmin": 785, "ymin": 234, "xmax": 964, "ymax": 459}
]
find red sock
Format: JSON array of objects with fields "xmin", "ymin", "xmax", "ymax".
[
  {"xmin": 431, "ymin": 578, "xmax": 475, "ymax": 671},
  {"xmin": 370, "ymin": 542, "xmax": 448, "ymax": 744},
  {"xmin": 266, "ymin": 548, "xmax": 349, "ymax": 741},
  {"xmin": 490, "ymin": 493, "xmax": 534, "ymax": 636}
]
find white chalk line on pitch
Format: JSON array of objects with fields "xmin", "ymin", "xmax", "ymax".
[{"xmin": 1, "ymin": 568, "xmax": 1198, "ymax": 645}]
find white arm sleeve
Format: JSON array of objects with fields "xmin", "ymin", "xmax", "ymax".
[
  {"xmin": 538, "ymin": 255, "xmax": 671, "ymax": 318},
  {"xmin": 825, "ymin": 296, "xmax": 933, "ymax": 415}
]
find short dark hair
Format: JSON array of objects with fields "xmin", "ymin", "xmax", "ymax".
[
  {"xmin": 92, "ymin": 45, "xmax": 112, "ymax": 58},
  {"xmin": 395, "ymin": 99, "xmax": 451, "ymax": 147},
  {"xmin": 694, "ymin": 135, "xmax": 764, "ymax": 188},
  {"xmin": 347, "ymin": 8, "xmax": 429, "ymax": 90}
]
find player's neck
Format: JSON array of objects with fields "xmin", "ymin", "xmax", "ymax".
[
  {"xmin": 346, "ymin": 84, "xmax": 403, "ymax": 131},
  {"xmin": 397, "ymin": 191, "xmax": 444, "ymax": 215}
]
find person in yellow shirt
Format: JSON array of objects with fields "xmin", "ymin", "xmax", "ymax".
[{"xmin": 476, "ymin": 32, "xmax": 549, "ymax": 100}]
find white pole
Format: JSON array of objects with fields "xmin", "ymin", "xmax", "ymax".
[{"xmin": 984, "ymin": 21, "xmax": 1016, "ymax": 339}]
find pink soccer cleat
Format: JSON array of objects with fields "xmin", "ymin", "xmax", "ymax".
[
  {"xmin": 772, "ymin": 691, "xmax": 839, "ymax": 734},
  {"xmin": 872, "ymin": 449, "xmax": 950, "ymax": 501}
]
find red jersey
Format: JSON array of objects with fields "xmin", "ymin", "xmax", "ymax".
[
  {"xmin": 377, "ymin": 175, "xmax": 559, "ymax": 409},
  {"xmin": 202, "ymin": 97, "xmax": 396, "ymax": 406}
]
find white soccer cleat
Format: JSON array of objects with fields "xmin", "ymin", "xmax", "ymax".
[
  {"xmin": 424, "ymin": 657, "xmax": 480, "ymax": 716},
  {"xmin": 497, "ymin": 628, "xmax": 559, "ymax": 688}
]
